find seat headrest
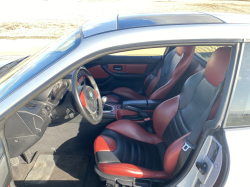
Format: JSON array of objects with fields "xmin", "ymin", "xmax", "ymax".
[
  {"xmin": 176, "ymin": 46, "xmax": 195, "ymax": 56},
  {"xmin": 205, "ymin": 47, "xmax": 231, "ymax": 87}
]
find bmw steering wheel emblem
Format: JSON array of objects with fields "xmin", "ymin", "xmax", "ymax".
[{"xmin": 89, "ymin": 91, "xmax": 93, "ymax": 98}]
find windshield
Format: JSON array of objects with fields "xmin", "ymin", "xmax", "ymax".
[{"xmin": 0, "ymin": 28, "xmax": 81, "ymax": 101}]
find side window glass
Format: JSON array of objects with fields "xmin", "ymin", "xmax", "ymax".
[
  {"xmin": 110, "ymin": 47, "xmax": 166, "ymax": 56},
  {"xmin": 195, "ymin": 46, "xmax": 223, "ymax": 62},
  {"xmin": 226, "ymin": 43, "xmax": 250, "ymax": 127}
]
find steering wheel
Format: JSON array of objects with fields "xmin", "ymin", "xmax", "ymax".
[{"xmin": 72, "ymin": 67, "xmax": 103, "ymax": 125}]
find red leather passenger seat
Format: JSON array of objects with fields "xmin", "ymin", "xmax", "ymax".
[
  {"xmin": 106, "ymin": 46, "xmax": 195, "ymax": 103},
  {"xmin": 94, "ymin": 47, "xmax": 231, "ymax": 179}
]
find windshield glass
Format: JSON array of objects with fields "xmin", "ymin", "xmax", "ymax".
[{"xmin": 0, "ymin": 28, "xmax": 81, "ymax": 101}]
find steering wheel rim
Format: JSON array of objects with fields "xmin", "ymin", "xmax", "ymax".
[{"xmin": 72, "ymin": 67, "xmax": 103, "ymax": 125}]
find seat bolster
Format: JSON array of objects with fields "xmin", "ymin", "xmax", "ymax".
[
  {"xmin": 205, "ymin": 47, "xmax": 231, "ymax": 87},
  {"xmin": 153, "ymin": 95, "xmax": 180, "ymax": 138},
  {"xmin": 163, "ymin": 134, "xmax": 189, "ymax": 176},
  {"xmin": 94, "ymin": 135, "xmax": 116, "ymax": 154},
  {"xmin": 113, "ymin": 87, "xmax": 148, "ymax": 100},
  {"xmin": 98, "ymin": 163, "xmax": 169, "ymax": 179},
  {"xmin": 106, "ymin": 120, "xmax": 163, "ymax": 145}
]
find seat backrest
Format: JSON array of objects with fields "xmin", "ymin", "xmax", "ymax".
[
  {"xmin": 144, "ymin": 46, "xmax": 195, "ymax": 99},
  {"xmin": 152, "ymin": 47, "xmax": 231, "ymax": 176}
]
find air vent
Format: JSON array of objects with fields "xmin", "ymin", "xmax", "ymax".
[
  {"xmin": 194, "ymin": 178, "xmax": 202, "ymax": 187},
  {"xmin": 25, "ymin": 102, "xmax": 37, "ymax": 108},
  {"xmin": 207, "ymin": 139, "xmax": 220, "ymax": 163}
]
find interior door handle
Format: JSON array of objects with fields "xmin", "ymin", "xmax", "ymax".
[
  {"xmin": 101, "ymin": 65, "xmax": 146, "ymax": 79},
  {"xmin": 113, "ymin": 65, "xmax": 122, "ymax": 71}
]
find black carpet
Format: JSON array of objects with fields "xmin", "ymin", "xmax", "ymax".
[
  {"xmin": 12, "ymin": 122, "xmax": 106, "ymax": 187},
  {"xmin": 13, "ymin": 153, "xmax": 89, "ymax": 187}
]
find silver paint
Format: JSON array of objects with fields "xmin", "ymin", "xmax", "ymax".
[{"xmin": 0, "ymin": 23, "xmax": 250, "ymax": 118}]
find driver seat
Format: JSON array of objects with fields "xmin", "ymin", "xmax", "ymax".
[{"xmin": 94, "ymin": 47, "xmax": 231, "ymax": 181}]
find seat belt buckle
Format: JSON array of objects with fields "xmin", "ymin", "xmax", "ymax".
[
  {"xmin": 149, "ymin": 74, "xmax": 154, "ymax": 80},
  {"xmin": 182, "ymin": 142, "xmax": 192, "ymax": 151},
  {"xmin": 182, "ymin": 138, "xmax": 196, "ymax": 151},
  {"xmin": 144, "ymin": 118, "xmax": 153, "ymax": 133}
]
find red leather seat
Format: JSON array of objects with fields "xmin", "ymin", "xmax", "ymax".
[
  {"xmin": 106, "ymin": 46, "xmax": 195, "ymax": 103},
  {"xmin": 94, "ymin": 47, "xmax": 231, "ymax": 179}
]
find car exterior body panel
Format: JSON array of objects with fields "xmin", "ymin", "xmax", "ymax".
[
  {"xmin": 82, "ymin": 16, "xmax": 117, "ymax": 38},
  {"xmin": 224, "ymin": 127, "xmax": 250, "ymax": 186},
  {"xmin": 0, "ymin": 23, "xmax": 250, "ymax": 120}
]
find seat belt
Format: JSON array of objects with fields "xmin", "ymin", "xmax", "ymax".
[
  {"xmin": 160, "ymin": 78, "xmax": 226, "ymax": 186},
  {"xmin": 170, "ymin": 78, "xmax": 225, "ymax": 178},
  {"xmin": 142, "ymin": 47, "xmax": 170, "ymax": 96}
]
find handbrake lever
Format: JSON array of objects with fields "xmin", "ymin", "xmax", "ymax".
[{"xmin": 124, "ymin": 105, "xmax": 150, "ymax": 118}]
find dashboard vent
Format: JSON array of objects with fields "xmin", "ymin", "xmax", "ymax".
[
  {"xmin": 194, "ymin": 178, "xmax": 202, "ymax": 187},
  {"xmin": 207, "ymin": 139, "xmax": 219, "ymax": 163},
  {"xmin": 25, "ymin": 102, "xmax": 37, "ymax": 108}
]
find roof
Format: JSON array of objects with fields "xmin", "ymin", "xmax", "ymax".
[{"xmin": 81, "ymin": 12, "xmax": 250, "ymax": 38}]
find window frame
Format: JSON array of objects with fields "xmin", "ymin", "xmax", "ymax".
[{"xmin": 223, "ymin": 42, "xmax": 250, "ymax": 129}]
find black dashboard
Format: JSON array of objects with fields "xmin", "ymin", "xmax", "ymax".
[{"xmin": 5, "ymin": 79, "xmax": 70, "ymax": 158}]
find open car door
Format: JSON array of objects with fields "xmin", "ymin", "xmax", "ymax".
[{"xmin": 0, "ymin": 135, "xmax": 12, "ymax": 187}]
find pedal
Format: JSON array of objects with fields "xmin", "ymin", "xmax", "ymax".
[{"xmin": 22, "ymin": 150, "xmax": 34, "ymax": 164}]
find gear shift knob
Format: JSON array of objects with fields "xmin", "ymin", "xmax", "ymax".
[{"xmin": 102, "ymin": 96, "xmax": 107, "ymax": 104}]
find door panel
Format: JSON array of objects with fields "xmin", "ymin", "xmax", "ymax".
[
  {"xmin": 0, "ymin": 138, "xmax": 11, "ymax": 187},
  {"xmin": 177, "ymin": 136, "xmax": 223, "ymax": 187},
  {"xmin": 88, "ymin": 65, "xmax": 110, "ymax": 79},
  {"xmin": 107, "ymin": 64, "xmax": 148, "ymax": 74},
  {"xmin": 86, "ymin": 55, "xmax": 161, "ymax": 93}
]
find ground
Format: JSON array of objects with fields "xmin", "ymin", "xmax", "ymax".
[{"xmin": 0, "ymin": 0, "xmax": 250, "ymax": 39}]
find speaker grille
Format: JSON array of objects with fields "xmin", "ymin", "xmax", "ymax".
[{"xmin": 207, "ymin": 139, "xmax": 219, "ymax": 163}]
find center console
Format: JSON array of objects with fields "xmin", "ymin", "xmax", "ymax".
[
  {"xmin": 102, "ymin": 98, "xmax": 164, "ymax": 121},
  {"xmin": 51, "ymin": 93, "xmax": 163, "ymax": 124}
]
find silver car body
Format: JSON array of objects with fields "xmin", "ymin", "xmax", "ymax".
[{"xmin": 1, "ymin": 12, "xmax": 250, "ymax": 186}]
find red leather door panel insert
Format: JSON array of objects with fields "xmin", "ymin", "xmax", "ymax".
[{"xmin": 88, "ymin": 65, "xmax": 110, "ymax": 79}]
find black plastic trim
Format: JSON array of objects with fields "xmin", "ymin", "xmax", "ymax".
[
  {"xmin": 122, "ymin": 100, "xmax": 148, "ymax": 109},
  {"xmin": 122, "ymin": 115, "xmax": 145, "ymax": 121},
  {"xmin": 147, "ymin": 100, "xmax": 164, "ymax": 110},
  {"xmin": 90, "ymin": 55, "xmax": 162, "ymax": 65},
  {"xmin": 118, "ymin": 14, "xmax": 224, "ymax": 29},
  {"xmin": 122, "ymin": 99, "xmax": 163, "ymax": 110}
]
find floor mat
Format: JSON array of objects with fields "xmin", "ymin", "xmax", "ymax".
[
  {"xmin": 14, "ymin": 153, "xmax": 89, "ymax": 187},
  {"xmin": 12, "ymin": 122, "xmax": 105, "ymax": 187},
  {"xmin": 25, "ymin": 154, "xmax": 59, "ymax": 184}
]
